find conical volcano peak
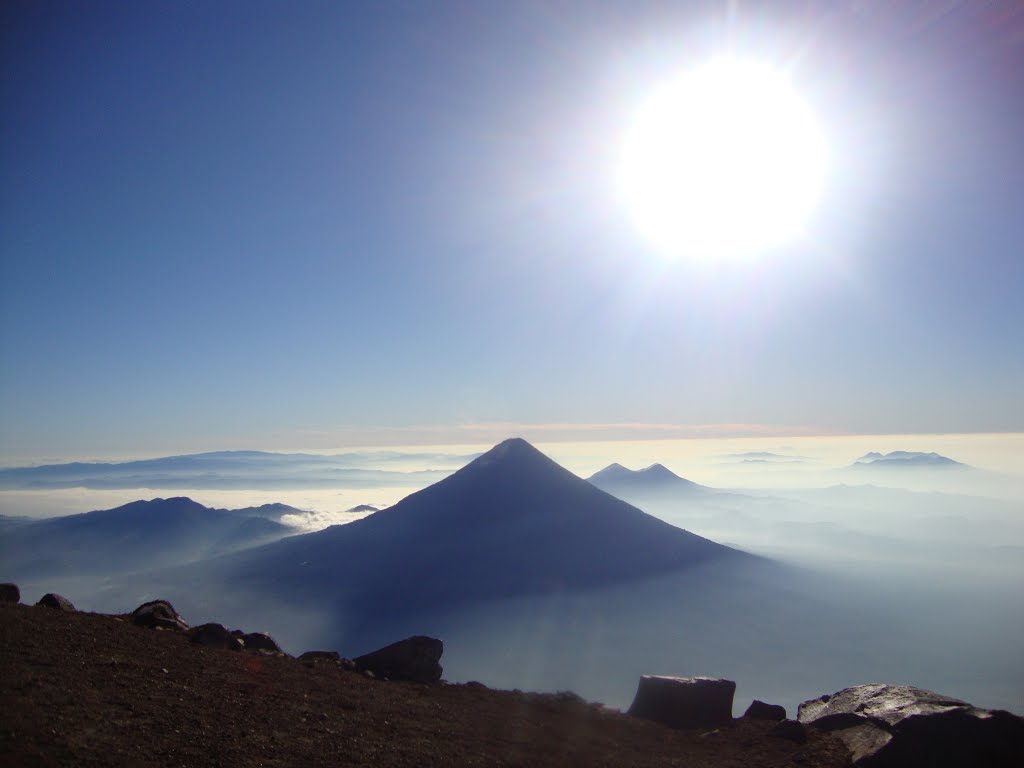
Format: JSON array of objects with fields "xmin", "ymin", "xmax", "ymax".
[
  {"xmin": 486, "ymin": 437, "xmax": 540, "ymax": 458},
  {"xmin": 587, "ymin": 461, "xmax": 706, "ymax": 493},
  {"xmin": 231, "ymin": 436, "xmax": 741, "ymax": 608},
  {"xmin": 587, "ymin": 463, "xmax": 632, "ymax": 483},
  {"xmin": 467, "ymin": 438, "xmax": 556, "ymax": 471},
  {"xmin": 640, "ymin": 463, "xmax": 679, "ymax": 478}
]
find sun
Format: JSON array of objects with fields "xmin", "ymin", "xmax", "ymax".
[{"xmin": 619, "ymin": 58, "xmax": 827, "ymax": 259}]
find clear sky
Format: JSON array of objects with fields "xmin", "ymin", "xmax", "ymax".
[{"xmin": 2, "ymin": 1, "xmax": 1023, "ymax": 461}]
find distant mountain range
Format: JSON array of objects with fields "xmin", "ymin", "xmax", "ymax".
[
  {"xmin": 0, "ymin": 450, "xmax": 466, "ymax": 490},
  {"xmin": 851, "ymin": 451, "xmax": 967, "ymax": 469},
  {"xmin": 587, "ymin": 462, "xmax": 708, "ymax": 494},
  {"xmin": 724, "ymin": 452, "xmax": 808, "ymax": 463},
  {"xmin": 0, "ymin": 497, "xmax": 297, "ymax": 578}
]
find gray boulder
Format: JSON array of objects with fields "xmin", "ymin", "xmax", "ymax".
[
  {"xmin": 36, "ymin": 593, "xmax": 75, "ymax": 611},
  {"xmin": 0, "ymin": 583, "xmax": 20, "ymax": 603},
  {"xmin": 353, "ymin": 635, "xmax": 443, "ymax": 683},
  {"xmin": 130, "ymin": 600, "xmax": 189, "ymax": 631},
  {"xmin": 189, "ymin": 623, "xmax": 243, "ymax": 651},
  {"xmin": 627, "ymin": 675, "xmax": 735, "ymax": 729},
  {"xmin": 744, "ymin": 699, "xmax": 787, "ymax": 721},
  {"xmin": 798, "ymin": 683, "xmax": 1024, "ymax": 766}
]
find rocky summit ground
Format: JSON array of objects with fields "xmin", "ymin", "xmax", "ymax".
[{"xmin": 0, "ymin": 602, "xmax": 850, "ymax": 767}]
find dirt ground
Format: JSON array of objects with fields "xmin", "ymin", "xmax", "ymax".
[{"xmin": 0, "ymin": 601, "xmax": 851, "ymax": 767}]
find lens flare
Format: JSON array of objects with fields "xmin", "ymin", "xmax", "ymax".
[{"xmin": 619, "ymin": 59, "xmax": 827, "ymax": 258}]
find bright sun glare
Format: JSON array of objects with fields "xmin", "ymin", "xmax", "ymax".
[{"xmin": 620, "ymin": 58, "xmax": 827, "ymax": 259}]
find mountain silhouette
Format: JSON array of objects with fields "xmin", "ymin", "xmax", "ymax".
[
  {"xmin": 220, "ymin": 502, "xmax": 307, "ymax": 521},
  {"xmin": 219, "ymin": 439, "xmax": 745, "ymax": 612},
  {"xmin": 851, "ymin": 451, "xmax": 967, "ymax": 469},
  {"xmin": 0, "ymin": 451, "xmax": 451, "ymax": 491},
  {"xmin": 0, "ymin": 497, "xmax": 293, "ymax": 579},
  {"xmin": 588, "ymin": 462, "xmax": 708, "ymax": 494}
]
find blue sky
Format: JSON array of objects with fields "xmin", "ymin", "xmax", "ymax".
[{"xmin": 2, "ymin": 1, "xmax": 1023, "ymax": 460}]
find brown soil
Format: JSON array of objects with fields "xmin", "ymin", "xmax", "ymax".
[{"xmin": 0, "ymin": 602, "xmax": 851, "ymax": 767}]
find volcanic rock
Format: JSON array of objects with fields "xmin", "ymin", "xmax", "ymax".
[
  {"xmin": 627, "ymin": 676, "xmax": 736, "ymax": 729},
  {"xmin": 798, "ymin": 683, "xmax": 1024, "ymax": 766},
  {"xmin": 241, "ymin": 632, "xmax": 281, "ymax": 653},
  {"xmin": 131, "ymin": 599, "xmax": 189, "ymax": 631},
  {"xmin": 189, "ymin": 622, "xmax": 243, "ymax": 650},
  {"xmin": 745, "ymin": 699, "xmax": 787, "ymax": 721},
  {"xmin": 0, "ymin": 582, "xmax": 20, "ymax": 603},
  {"xmin": 770, "ymin": 720, "xmax": 808, "ymax": 743},
  {"xmin": 299, "ymin": 650, "xmax": 342, "ymax": 662},
  {"xmin": 36, "ymin": 593, "xmax": 75, "ymax": 611},
  {"xmin": 353, "ymin": 635, "xmax": 443, "ymax": 683}
]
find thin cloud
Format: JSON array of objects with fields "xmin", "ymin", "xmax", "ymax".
[{"xmin": 276, "ymin": 422, "xmax": 837, "ymax": 448}]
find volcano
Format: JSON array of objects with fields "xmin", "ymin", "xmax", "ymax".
[
  {"xmin": 221, "ymin": 438, "xmax": 745, "ymax": 610},
  {"xmin": 588, "ymin": 462, "xmax": 708, "ymax": 495}
]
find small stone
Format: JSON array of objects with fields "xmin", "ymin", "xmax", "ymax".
[
  {"xmin": 189, "ymin": 622, "xmax": 242, "ymax": 650},
  {"xmin": 241, "ymin": 632, "xmax": 282, "ymax": 653},
  {"xmin": 36, "ymin": 593, "xmax": 75, "ymax": 612},
  {"xmin": 130, "ymin": 600, "xmax": 188, "ymax": 632},
  {"xmin": 0, "ymin": 583, "xmax": 20, "ymax": 603},
  {"xmin": 299, "ymin": 650, "xmax": 341, "ymax": 662}
]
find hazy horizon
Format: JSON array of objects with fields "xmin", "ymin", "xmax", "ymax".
[{"xmin": 2, "ymin": 430, "xmax": 1021, "ymax": 523}]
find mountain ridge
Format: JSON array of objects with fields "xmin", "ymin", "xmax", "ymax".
[
  {"xmin": 851, "ymin": 451, "xmax": 967, "ymax": 469},
  {"xmin": 588, "ymin": 460, "xmax": 708, "ymax": 493},
  {"xmin": 0, "ymin": 496, "xmax": 295, "ymax": 579}
]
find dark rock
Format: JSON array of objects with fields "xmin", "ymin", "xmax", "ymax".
[
  {"xmin": 745, "ymin": 699, "xmax": 787, "ymax": 721},
  {"xmin": 36, "ymin": 593, "xmax": 75, "ymax": 611},
  {"xmin": 130, "ymin": 600, "xmax": 189, "ymax": 632},
  {"xmin": 299, "ymin": 650, "xmax": 341, "ymax": 662},
  {"xmin": 353, "ymin": 635, "xmax": 443, "ymax": 684},
  {"xmin": 0, "ymin": 583, "xmax": 20, "ymax": 603},
  {"xmin": 189, "ymin": 623, "xmax": 243, "ymax": 651},
  {"xmin": 241, "ymin": 632, "xmax": 281, "ymax": 653},
  {"xmin": 770, "ymin": 720, "xmax": 808, "ymax": 743},
  {"xmin": 798, "ymin": 683, "xmax": 1024, "ymax": 766},
  {"xmin": 627, "ymin": 675, "xmax": 736, "ymax": 729}
]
